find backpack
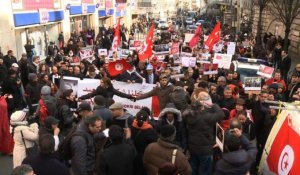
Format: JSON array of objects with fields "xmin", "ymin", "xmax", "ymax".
[
  {"xmin": 38, "ymin": 99, "xmax": 49, "ymax": 125},
  {"xmin": 58, "ymin": 127, "xmax": 88, "ymax": 160}
]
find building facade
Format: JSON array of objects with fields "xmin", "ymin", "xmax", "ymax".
[{"xmin": 0, "ymin": 0, "xmax": 131, "ymax": 59}]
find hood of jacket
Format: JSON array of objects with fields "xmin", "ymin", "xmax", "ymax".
[
  {"xmin": 158, "ymin": 107, "xmax": 182, "ymax": 122},
  {"xmin": 222, "ymin": 149, "xmax": 250, "ymax": 166}
]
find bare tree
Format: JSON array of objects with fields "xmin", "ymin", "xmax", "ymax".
[
  {"xmin": 256, "ymin": 0, "xmax": 270, "ymax": 46},
  {"xmin": 270, "ymin": 0, "xmax": 300, "ymax": 50}
]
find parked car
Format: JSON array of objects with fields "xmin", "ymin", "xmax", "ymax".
[
  {"xmin": 196, "ymin": 20, "xmax": 205, "ymax": 26},
  {"xmin": 232, "ymin": 57, "xmax": 271, "ymax": 83},
  {"xmin": 186, "ymin": 17, "xmax": 193, "ymax": 25}
]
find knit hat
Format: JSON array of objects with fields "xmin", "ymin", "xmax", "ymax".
[
  {"xmin": 269, "ymin": 83, "xmax": 278, "ymax": 90},
  {"xmin": 41, "ymin": 86, "xmax": 51, "ymax": 95},
  {"xmin": 77, "ymin": 102, "xmax": 92, "ymax": 112},
  {"xmin": 160, "ymin": 125, "xmax": 176, "ymax": 142},
  {"xmin": 28, "ymin": 73, "xmax": 37, "ymax": 81},
  {"xmin": 146, "ymin": 64, "xmax": 153, "ymax": 70},
  {"xmin": 10, "ymin": 111, "xmax": 28, "ymax": 126},
  {"xmin": 136, "ymin": 110, "xmax": 148, "ymax": 122}
]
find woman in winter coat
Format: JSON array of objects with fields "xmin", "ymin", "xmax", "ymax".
[
  {"xmin": 131, "ymin": 110, "xmax": 158, "ymax": 175},
  {"xmin": 10, "ymin": 111, "xmax": 39, "ymax": 168},
  {"xmin": 157, "ymin": 103, "xmax": 187, "ymax": 150},
  {"xmin": 236, "ymin": 110, "xmax": 256, "ymax": 141}
]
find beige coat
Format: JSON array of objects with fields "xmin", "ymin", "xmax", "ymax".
[{"xmin": 12, "ymin": 123, "xmax": 39, "ymax": 168}]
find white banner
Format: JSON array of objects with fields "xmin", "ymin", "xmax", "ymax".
[
  {"xmin": 213, "ymin": 53, "xmax": 232, "ymax": 69},
  {"xmin": 75, "ymin": 79, "xmax": 155, "ymax": 115},
  {"xmin": 113, "ymin": 81, "xmax": 155, "ymax": 115}
]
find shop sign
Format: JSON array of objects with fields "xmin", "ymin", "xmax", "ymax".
[
  {"xmin": 24, "ymin": 0, "xmax": 53, "ymax": 10},
  {"xmin": 12, "ymin": 0, "xmax": 23, "ymax": 10},
  {"xmin": 39, "ymin": 9, "xmax": 49, "ymax": 24},
  {"xmin": 82, "ymin": 3, "xmax": 88, "ymax": 14},
  {"xmin": 98, "ymin": 0, "xmax": 105, "ymax": 9}
]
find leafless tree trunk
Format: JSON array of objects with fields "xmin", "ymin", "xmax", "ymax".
[
  {"xmin": 270, "ymin": 0, "xmax": 300, "ymax": 50},
  {"xmin": 256, "ymin": 0, "xmax": 270, "ymax": 46}
]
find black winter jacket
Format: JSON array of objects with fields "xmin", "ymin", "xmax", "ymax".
[{"xmin": 183, "ymin": 105, "xmax": 225, "ymax": 155}]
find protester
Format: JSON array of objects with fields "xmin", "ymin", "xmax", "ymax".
[
  {"xmin": 106, "ymin": 102, "xmax": 134, "ymax": 128},
  {"xmin": 143, "ymin": 125, "xmax": 192, "ymax": 175},
  {"xmin": 22, "ymin": 134, "xmax": 70, "ymax": 175},
  {"xmin": 214, "ymin": 128, "xmax": 257, "ymax": 175},
  {"xmin": 71, "ymin": 114, "xmax": 102, "ymax": 175},
  {"xmin": 11, "ymin": 164, "xmax": 34, "ymax": 175},
  {"xmin": 131, "ymin": 110, "xmax": 158, "ymax": 175},
  {"xmin": 10, "ymin": 111, "xmax": 39, "ymax": 168},
  {"xmin": 183, "ymin": 92, "xmax": 225, "ymax": 175},
  {"xmin": 97, "ymin": 125, "xmax": 136, "ymax": 175}
]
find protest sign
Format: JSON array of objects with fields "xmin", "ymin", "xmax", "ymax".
[
  {"xmin": 170, "ymin": 74, "xmax": 184, "ymax": 81},
  {"xmin": 257, "ymin": 65, "xmax": 274, "ymax": 79},
  {"xmin": 184, "ymin": 33, "xmax": 194, "ymax": 43},
  {"xmin": 170, "ymin": 66, "xmax": 181, "ymax": 74},
  {"xmin": 213, "ymin": 43, "xmax": 223, "ymax": 53},
  {"xmin": 213, "ymin": 53, "xmax": 232, "ymax": 69},
  {"xmin": 69, "ymin": 56, "xmax": 81, "ymax": 66},
  {"xmin": 199, "ymin": 53, "xmax": 211, "ymax": 61},
  {"xmin": 227, "ymin": 42, "xmax": 236, "ymax": 55},
  {"xmin": 62, "ymin": 76, "xmax": 80, "ymax": 95},
  {"xmin": 203, "ymin": 63, "xmax": 218, "ymax": 75},
  {"xmin": 79, "ymin": 47, "xmax": 95, "ymax": 63},
  {"xmin": 182, "ymin": 57, "xmax": 197, "ymax": 67},
  {"xmin": 129, "ymin": 40, "xmax": 142, "ymax": 50},
  {"xmin": 153, "ymin": 44, "xmax": 170, "ymax": 54},
  {"xmin": 121, "ymin": 49, "xmax": 132, "ymax": 57},
  {"xmin": 244, "ymin": 77, "xmax": 262, "ymax": 92},
  {"xmin": 173, "ymin": 54, "xmax": 181, "ymax": 64},
  {"xmin": 216, "ymin": 123, "xmax": 225, "ymax": 152},
  {"xmin": 171, "ymin": 42, "xmax": 180, "ymax": 55},
  {"xmin": 98, "ymin": 49, "xmax": 107, "ymax": 56}
]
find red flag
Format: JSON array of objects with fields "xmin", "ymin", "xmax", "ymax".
[
  {"xmin": 266, "ymin": 115, "xmax": 300, "ymax": 175},
  {"xmin": 204, "ymin": 22, "xmax": 221, "ymax": 51},
  {"xmin": 189, "ymin": 25, "xmax": 202, "ymax": 48},
  {"xmin": 107, "ymin": 59, "xmax": 132, "ymax": 77},
  {"xmin": 138, "ymin": 23, "xmax": 154, "ymax": 61},
  {"xmin": 111, "ymin": 18, "xmax": 121, "ymax": 51}
]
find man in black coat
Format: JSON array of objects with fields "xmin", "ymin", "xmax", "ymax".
[
  {"xmin": 117, "ymin": 67, "xmax": 143, "ymax": 83},
  {"xmin": 3, "ymin": 50, "xmax": 17, "ymax": 69},
  {"xmin": 0, "ymin": 57, "xmax": 7, "ymax": 85},
  {"xmin": 143, "ymin": 64, "xmax": 159, "ymax": 84},
  {"xmin": 23, "ymin": 134, "xmax": 70, "ymax": 175},
  {"xmin": 27, "ymin": 56, "xmax": 40, "ymax": 74},
  {"xmin": 97, "ymin": 125, "xmax": 136, "ymax": 175},
  {"xmin": 214, "ymin": 128, "xmax": 257, "ymax": 175},
  {"xmin": 279, "ymin": 50, "xmax": 291, "ymax": 82},
  {"xmin": 71, "ymin": 115, "xmax": 103, "ymax": 175},
  {"xmin": 183, "ymin": 92, "xmax": 225, "ymax": 175}
]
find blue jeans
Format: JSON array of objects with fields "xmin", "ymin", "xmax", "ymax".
[{"xmin": 190, "ymin": 154, "xmax": 213, "ymax": 175}]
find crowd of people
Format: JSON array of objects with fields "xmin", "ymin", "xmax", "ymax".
[{"xmin": 0, "ymin": 17, "xmax": 299, "ymax": 175}]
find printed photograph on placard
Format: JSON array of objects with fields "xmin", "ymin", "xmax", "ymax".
[
  {"xmin": 244, "ymin": 77, "xmax": 262, "ymax": 91},
  {"xmin": 153, "ymin": 44, "xmax": 170, "ymax": 54},
  {"xmin": 203, "ymin": 63, "xmax": 218, "ymax": 75}
]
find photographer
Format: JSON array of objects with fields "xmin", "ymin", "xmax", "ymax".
[
  {"xmin": 10, "ymin": 110, "xmax": 39, "ymax": 168},
  {"xmin": 214, "ymin": 125, "xmax": 257, "ymax": 175}
]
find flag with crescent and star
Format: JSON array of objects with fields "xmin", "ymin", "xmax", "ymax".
[
  {"xmin": 111, "ymin": 18, "xmax": 121, "ymax": 51},
  {"xmin": 138, "ymin": 23, "xmax": 154, "ymax": 61},
  {"xmin": 259, "ymin": 109, "xmax": 300, "ymax": 175},
  {"xmin": 204, "ymin": 22, "xmax": 221, "ymax": 51}
]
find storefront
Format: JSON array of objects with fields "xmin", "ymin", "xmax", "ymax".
[
  {"xmin": 13, "ymin": 10, "xmax": 64, "ymax": 59},
  {"xmin": 69, "ymin": 4, "xmax": 96, "ymax": 34},
  {"xmin": 98, "ymin": 0, "xmax": 107, "ymax": 28},
  {"xmin": 105, "ymin": 0, "xmax": 114, "ymax": 27}
]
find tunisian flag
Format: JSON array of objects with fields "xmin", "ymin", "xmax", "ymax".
[
  {"xmin": 189, "ymin": 25, "xmax": 202, "ymax": 48},
  {"xmin": 262, "ymin": 112, "xmax": 300, "ymax": 175},
  {"xmin": 204, "ymin": 22, "xmax": 221, "ymax": 51},
  {"xmin": 107, "ymin": 59, "xmax": 132, "ymax": 77},
  {"xmin": 138, "ymin": 23, "xmax": 154, "ymax": 61},
  {"xmin": 111, "ymin": 18, "xmax": 121, "ymax": 51}
]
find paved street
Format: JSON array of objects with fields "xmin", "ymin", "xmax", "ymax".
[{"xmin": 0, "ymin": 154, "xmax": 13, "ymax": 174}]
